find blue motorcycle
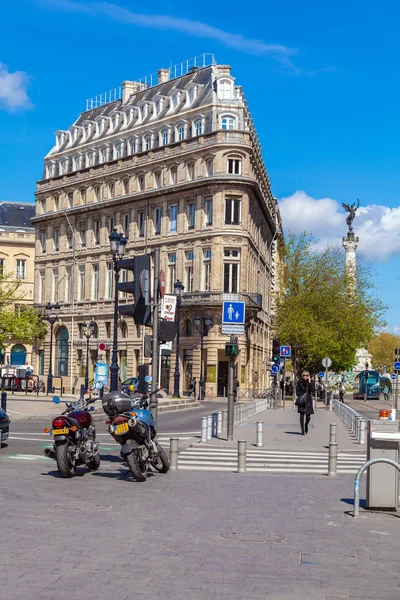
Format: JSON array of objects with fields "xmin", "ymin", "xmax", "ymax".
[{"xmin": 101, "ymin": 389, "xmax": 169, "ymax": 481}]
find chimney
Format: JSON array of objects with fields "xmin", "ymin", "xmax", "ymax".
[
  {"xmin": 122, "ymin": 81, "xmax": 135, "ymax": 103},
  {"xmin": 158, "ymin": 68, "xmax": 170, "ymax": 84},
  {"xmin": 215, "ymin": 65, "xmax": 232, "ymax": 77}
]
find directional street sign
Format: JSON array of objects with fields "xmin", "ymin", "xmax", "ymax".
[
  {"xmin": 222, "ymin": 301, "xmax": 245, "ymax": 325},
  {"xmin": 221, "ymin": 324, "xmax": 245, "ymax": 335},
  {"xmin": 280, "ymin": 345, "xmax": 291, "ymax": 358},
  {"xmin": 318, "ymin": 371, "xmax": 325, "ymax": 379},
  {"xmin": 271, "ymin": 363, "xmax": 280, "ymax": 374},
  {"xmin": 394, "ymin": 361, "xmax": 400, "ymax": 371},
  {"xmin": 391, "ymin": 373, "xmax": 397, "ymax": 380}
]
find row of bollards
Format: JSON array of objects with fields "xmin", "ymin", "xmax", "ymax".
[
  {"xmin": 328, "ymin": 423, "xmax": 338, "ymax": 476},
  {"xmin": 199, "ymin": 398, "xmax": 271, "ymax": 443}
]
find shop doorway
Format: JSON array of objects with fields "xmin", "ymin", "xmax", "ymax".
[
  {"xmin": 160, "ymin": 353, "xmax": 171, "ymax": 394},
  {"xmin": 218, "ymin": 361, "xmax": 229, "ymax": 397}
]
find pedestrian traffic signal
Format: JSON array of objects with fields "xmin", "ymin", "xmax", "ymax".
[
  {"xmin": 117, "ymin": 255, "xmax": 151, "ymax": 325},
  {"xmin": 225, "ymin": 343, "xmax": 238, "ymax": 357},
  {"xmin": 272, "ymin": 338, "xmax": 280, "ymax": 363}
]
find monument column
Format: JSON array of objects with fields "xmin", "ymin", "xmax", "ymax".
[{"xmin": 342, "ymin": 231, "xmax": 359, "ymax": 275}]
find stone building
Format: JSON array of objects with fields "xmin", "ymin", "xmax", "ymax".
[
  {"xmin": 33, "ymin": 55, "xmax": 282, "ymax": 396},
  {"xmin": 0, "ymin": 201, "xmax": 36, "ymax": 367}
]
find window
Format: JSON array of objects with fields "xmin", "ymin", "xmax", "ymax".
[
  {"xmin": 108, "ymin": 182, "xmax": 115, "ymax": 198},
  {"xmin": 93, "ymin": 219, "xmax": 100, "ymax": 245},
  {"xmin": 205, "ymin": 198, "xmax": 213, "ymax": 226},
  {"xmin": 16, "ymin": 259, "xmax": 26, "ymax": 280},
  {"xmin": 54, "ymin": 195, "xmax": 60, "ymax": 211},
  {"xmin": 154, "ymin": 207, "xmax": 162, "ymax": 235},
  {"xmin": 203, "ymin": 249, "xmax": 212, "ymax": 291},
  {"xmin": 122, "ymin": 179, "xmax": 129, "ymax": 195},
  {"xmin": 0, "ymin": 259, "xmax": 4, "ymax": 277},
  {"xmin": 162, "ymin": 130, "xmax": 169, "ymax": 146},
  {"xmin": 68, "ymin": 192, "xmax": 73, "ymax": 209},
  {"xmin": 67, "ymin": 232, "xmax": 72, "ymax": 251},
  {"xmin": 80, "ymin": 189, "xmax": 86, "ymax": 205},
  {"xmin": 154, "ymin": 171, "xmax": 161, "ymax": 188},
  {"xmin": 139, "ymin": 175, "xmax": 145, "ymax": 191},
  {"xmin": 167, "ymin": 253, "xmax": 176, "ymax": 293},
  {"xmin": 40, "ymin": 230, "xmax": 46, "ymax": 254},
  {"xmin": 80, "ymin": 226, "xmax": 86, "ymax": 247},
  {"xmin": 92, "ymin": 264, "xmax": 99, "ymax": 300},
  {"xmin": 123, "ymin": 214, "xmax": 130, "ymax": 239},
  {"xmin": 169, "ymin": 204, "xmax": 177, "ymax": 233},
  {"xmin": 105, "ymin": 262, "xmax": 113, "ymax": 300},
  {"xmin": 94, "ymin": 186, "xmax": 100, "ymax": 202},
  {"xmin": 187, "ymin": 163, "xmax": 195, "ymax": 181},
  {"xmin": 38, "ymin": 350, "xmax": 45, "ymax": 376},
  {"xmin": 225, "ymin": 197, "xmax": 241, "ymax": 225},
  {"xmin": 205, "ymin": 158, "xmax": 213, "ymax": 177},
  {"xmin": 221, "ymin": 116, "xmax": 235, "ymax": 130},
  {"xmin": 79, "ymin": 265, "xmax": 85, "ymax": 301},
  {"xmin": 53, "ymin": 269, "xmax": 59, "ymax": 302},
  {"xmin": 185, "ymin": 251, "xmax": 194, "ymax": 292},
  {"xmin": 137, "ymin": 211, "xmax": 145, "ymax": 237},
  {"xmin": 119, "ymin": 269, "xmax": 128, "ymax": 297},
  {"xmin": 219, "ymin": 79, "xmax": 232, "ymax": 100},
  {"xmin": 194, "ymin": 120, "xmax": 203, "ymax": 136},
  {"xmin": 187, "ymin": 203, "xmax": 195, "ymax": 229},
  {"xmin": 145, "ymin": 135, "xmax": 152, "ymax": 151},
  {"xmin": 99, "ymin": 147, "xmax": 107, "ymax": 164},
  {"xmin": 55, "ymin": 327, "xmax": 69, "ymax": 377},
  {"xmin": 178, "ymin": 125, "xmax": 185, "ymax": 141},
  {"xmin": 39, "ymin": 270, "xmax": 45, "ymax": 303},
  {"xmin": 53, "ymin": 228, "xmax": 59, "ymax": 252},
  {"xmin": 223, "ymin": 249, "xmax": 240, "ymax": 293},
  {"xmin": 115, "ymin": 142, "xmax": 123, "ymax": 159},
  {"xmin": 107, "ymin": 216, "xmax": 114, "ymax": 236},
  {"xmin": 228, "ymin": 158, "xmax": 242, "ymax": 175},
  {"xmin": 65, "ymin": 267, "xmax": 71, "ymax": 302},
  {"xmin": 170, "ymin": 168, "xmax": 177, "ymax": 185},
  {"xmin": 129, "ymin": 138, "xmax": 137, "ymax": 154}
]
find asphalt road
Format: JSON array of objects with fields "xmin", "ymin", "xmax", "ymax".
[{"xmin": 2, "ymin": 400, "xmax": 227, "ymax": 458}]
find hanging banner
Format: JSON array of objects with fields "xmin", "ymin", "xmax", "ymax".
[{"xmin": 161, "ymin": 295, "xmax": 177, "ymax": 321}]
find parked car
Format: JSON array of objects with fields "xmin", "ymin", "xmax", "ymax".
[
  {"xmin": 121, "ymin": 377, "xmax": 139, "ymax": 396},
  {"xmin": 0, "ymin": 406, "xmax": 10, "ymax": 445}
]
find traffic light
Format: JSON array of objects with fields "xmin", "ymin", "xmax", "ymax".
[
  {"xmin": 225, "ymin": 343, "xmax": 238, "ymax": 357},
  {"xmin": 144, "ymin": 334, "xmax": 152, "ymax": 358},
  {"xmin": 117, "ymin": 255, "xmax": 151, "ymax": 326},
  {"xmin": 272, "ymin": 338, "xmax": 280, "ymax": 363}
]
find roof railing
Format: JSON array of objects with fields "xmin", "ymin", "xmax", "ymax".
[{"xmin": 85, "ymin": 53, "xmax": 216, "ymax": 111}]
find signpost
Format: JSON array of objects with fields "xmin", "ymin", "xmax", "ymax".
[
  {"xmin": 222, "ymin": 302, "xmax": 245, "ymax": 441},
  {"xmin": 393, "ymin": 361, "xmax": 400, "ymax": 410},
  {"xmin": 322, "ymin": 357, "xmax": 332, "ymax": 410}
]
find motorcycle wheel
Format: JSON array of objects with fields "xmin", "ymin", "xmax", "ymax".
[
  {"xmin": 55, "ymin": 441, "xmax": 76, "ymax": 478},
  {"xmin": 87, "ymin": 451, "xmax": 100, "ymax": 471},
  {"xmin": 151, "ymin": 441, "xmax": 170, "ymax": 473},
  {"xmin": 126, "ymin": 449, "xmax": 148, "ymax": 482}
]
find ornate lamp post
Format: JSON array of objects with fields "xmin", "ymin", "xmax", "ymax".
[
  {"xmin": 194, "ymin": 314, "xmax": 212, "ymax": 401},
  {"xmin": 44, "ymin": 302, "xmax": 61, "ymax": 394},
  {"xmin": 109, "ymin": 228, "xmax": 127, "ymax": 392},
  {"xmin": 173, "ymin": 280, "xmax": 184, "ymax": 397},
  {"xmin": 82, "ymin": 320, "xmax": 96, "ymax": 392}
]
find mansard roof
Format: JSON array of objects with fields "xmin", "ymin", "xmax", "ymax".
[{"xmin": 0, "ymin": 202, "xmax": 35, "ymax": 229}]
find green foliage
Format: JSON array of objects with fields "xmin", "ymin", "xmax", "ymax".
[
  {"xmin": 275, "ymin": 233, "xmax": 387, "ymax": 375},
  {"xmin": 368, "ymin": 332, "xmax": 400, "ymax": 371},
  {"xmin": 0, "ymin": 306, "xmax": 47, "ymax": 347}
]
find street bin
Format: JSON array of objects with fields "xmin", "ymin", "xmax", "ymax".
[{"xmin": 366, "ymin": 419, "xmax": 400, "ymax": 510}]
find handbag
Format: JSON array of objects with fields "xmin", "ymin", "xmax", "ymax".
[{"xmin": 295, "ymin": 392, "xmax": 308, "ymax": 407}]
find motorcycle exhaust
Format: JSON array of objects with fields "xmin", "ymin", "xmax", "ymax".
[
  {"xmin": 128, "ymin": 418, "xmax": 147, "ymax": 437},
  {"xmin": 44, "ymin": 448, "xmax": 55, "ymax": 460}
]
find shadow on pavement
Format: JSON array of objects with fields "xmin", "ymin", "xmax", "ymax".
[{"xmin": 284, "ymin": 431, "xmax": 302, "ymax": 436}]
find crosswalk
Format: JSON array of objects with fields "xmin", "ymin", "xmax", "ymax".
[{"xmin": 177, "ymin": 447, "xmax": 366, "ymax": 474}]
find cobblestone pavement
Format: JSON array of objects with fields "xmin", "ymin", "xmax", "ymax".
[{"xmin": 1, "ymin": 454, "xmax": 400, "ymax": 600}]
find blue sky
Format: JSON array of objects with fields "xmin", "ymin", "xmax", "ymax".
[{"xmin": 1, "ymin": 0, "xmax": 400, "ymax": 330}]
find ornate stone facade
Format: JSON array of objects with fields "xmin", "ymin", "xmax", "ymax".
[{"xmin": 32, "ymin": 57, "xmax": 281, "ymax": 395}]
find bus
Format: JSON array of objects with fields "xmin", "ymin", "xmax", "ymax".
[{"xmin": 352, "ymin": 370, "xmax": 381, "ymax": 400}]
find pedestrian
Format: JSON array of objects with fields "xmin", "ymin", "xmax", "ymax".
[
  {"xmin": 192, "ymin": 377, "xmax": 197, "ymax": 398},
  {"xmin": 339, "ymin": 382, "xmax": 345, "ymax": 403},
  {"xmin": 233, "ymin": 377, "xmax": 239, "ymax": 402},
  {"xmin": 383, "ymin": 385, "xmax": 389, "ymax": 402},
  {"xmin": 296, "ymin": 371, "xmax": 315, "ymax": 436}
]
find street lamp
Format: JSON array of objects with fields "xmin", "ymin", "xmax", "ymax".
[
  {"xmin": 173, "ymin": 280, "xmax": 184, "ymax": 397},
  {"xmin": 82, "ymin": 320, "xmax": 96, "ymax": 392},
  {"xmin": 109, "ymin": 227, "xmax": 127, "ymax": 392},
  {"xmin": 194, "ymin": 314, "xmax": 212, "ymax": 401},
  {"xmin": 364, "ymin": 360, "xmax": 369, "ymax": 403},
  {"xmin": 44, "ymin": 302, "xmax": 61, "ymax": 394}
]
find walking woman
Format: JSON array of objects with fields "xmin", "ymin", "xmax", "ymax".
[{"xmin": 296, "ymin": 371, "xmax": 315, "ymax": 435}]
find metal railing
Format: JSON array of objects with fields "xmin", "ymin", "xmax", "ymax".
[
  {"xmin": 180, "ymin": 291, "xmax": 262, "ymax": 308},
  {"xmin": 200, "ymin": 396, "xmax": 271, "ymax": 442},
  {"xmin": 333, "ymin": 400, "xmax": 367, "ymax": 444}
]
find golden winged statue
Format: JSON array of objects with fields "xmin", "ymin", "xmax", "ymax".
[{"xmin": 342, "ymin": 198, "xmax": 360, "ymax": 231}]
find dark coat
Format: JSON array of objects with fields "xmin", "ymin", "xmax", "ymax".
[{"xmin": 296, "ymin": 378, "xmax": 315, "ymax": 415}]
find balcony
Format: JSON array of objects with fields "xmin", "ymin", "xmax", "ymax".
[{"xmin": 181, "ymin": 291, "xmax": 262, "ymax": 309}]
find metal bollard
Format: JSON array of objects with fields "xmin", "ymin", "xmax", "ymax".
[
  {"xmin": 237, "ymin": 440, "xmax": 247, "ymax": 473},
  {"xmin": 207, "ymin": 415, "xmax": 212, "ymax": 440},
  {"xmin": 328, "ymin": 423, "xmax": 337, "ymax": 477},
  {"xmin": 256, "ymin": 421, "xmax": 263, "ymax": 447},
  {"xmin": 359, "ymin": 419, "xmax": 367, "ymax": 445},
  {"xmin": 169, "ymin": 438, "xmax": 179, "ymax": 471},
  {"xmin": 222, "ymin": 410, "xmax": 227, "ymax": 431},
  {"xmin": 355, "ymin": 415, "xmax": 360, "ymax": 440},
  {"xmin": 1, "ymin": 391, "xmax": 6, "ymax": 412},
  {"xmin": 212, "ymin": 413, "xmax": 218, "ymax": 437},
  {"xmin": 217, "ymin": 411, "xmax": 223, "ymax": 435},
  {"xmin": 201, "ymin": 416, "xmax": 208, "ymax": 443}
]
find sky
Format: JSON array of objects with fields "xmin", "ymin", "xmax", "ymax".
[{"xmin": 1, "ymin": 0, "xmax": 400, "ymax": 330}]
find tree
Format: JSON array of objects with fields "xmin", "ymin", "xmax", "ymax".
[
  {"xmin": 274, "ymin": 233, "xmax": 387, "ymax": 375},
  {"xmin": 0, "ymin": 306, "xmax": 47, "ymax": 348},
  {"xmin": 368, "ymin": 332, "xmax": 400, "ymax": 371}
]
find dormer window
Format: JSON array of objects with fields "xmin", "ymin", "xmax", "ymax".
[
  {"xmin": 114, "ymin": 142, "xmax": 123, "ymax": 159},
  {"xmin": 218, "ymin": 79, "xmax": 233, "ymax": 100},
  {"xmin": 194, "ymin": 120, "xmax": 203, "ymax": 136},
  {"xmin": 129, "ymin": 138, "xmax": 137, "ymax": 155},
  {"xmin": 160, "ymin": 129, "xmax": 169, "ymax": 146},
  {"xmin": 144, "ymin": 134, "xmax": 152, "ymax": 152},
  {"xmin": 178, "ymin": 124, "xmax": 185, "ymax": 141},
  {"xmin": 221, "ymin": 116, "xmax": 236, "ymax": 130}
]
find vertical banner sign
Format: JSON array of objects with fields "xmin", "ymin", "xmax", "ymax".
[{"xmin": 161, "ymin": 295, "xmax": 177, "ymax": 321}]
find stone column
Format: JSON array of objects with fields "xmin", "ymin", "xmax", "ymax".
[{"xmin": 342, "ymin": 231, "xmax": 359, "ymax": 277}]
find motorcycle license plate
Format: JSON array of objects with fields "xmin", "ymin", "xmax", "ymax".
[
  {"xmin": 52, "ymin": 428, "xmax": 69, "ymax": 435},
  {"xmin": 1, "ymin": 429, "xmax": 8, "ymax": 441},
  {"xmin": 114, "ymin": 422, "xmax": 129, "ymax": 435}
]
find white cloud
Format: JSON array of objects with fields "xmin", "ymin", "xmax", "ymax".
[
  {"xmin": 0, "ymin": 62, "xmax": 33, "ymax": 112},
  {"xmin": 279, "ymin": 191, "xmax": 400, "ymax": 262}
]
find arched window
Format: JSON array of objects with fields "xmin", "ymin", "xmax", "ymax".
[
  {"xmin": 10, "ymin": 344, "xmax": 27, "ymax": 366},
  {"xmin": 220, "ymin": 116, "xmax": 236, "ymax": 130},
  {"xmin": 193, "ymin": 120, "xmax": 203, "ymax": 137},
  {"xmin": 120, "ymin": 321, "xmax": 128, "ymax": 339},
  {"xmin": 185, "ymin": 319, "xmax": 193, "ymax": 337},
  {"xmin": 55, "ymin": 327, "xmax": 69, "ymax": 376},
  {"xmin": 218, "ymin": 79, "xmax": 233, "ymax": 100}
]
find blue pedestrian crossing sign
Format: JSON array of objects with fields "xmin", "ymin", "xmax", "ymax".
[
  {"xmin": 271, "ymin": 363, "xmax": 280, "ymax": 374},
  {"xmin": 391, "ymin": 373, "xmax": 397, "ymax": 380},
  {"xmin": 222, "ymin": 301, "xmax": 245, "ymax": 325},
  {"xmin": 280, "ymin": 345, "xmax": 291, "ymax": 358}
]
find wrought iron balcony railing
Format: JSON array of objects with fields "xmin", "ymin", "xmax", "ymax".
[{"xmin": 180, "ymin": 292, "xmax": 262, "ymax": 309}]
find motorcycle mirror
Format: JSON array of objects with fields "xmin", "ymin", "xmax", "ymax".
[{"xmin": 53, "ymin": 396, "xmax": 61, "ymax": 404}]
